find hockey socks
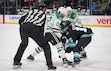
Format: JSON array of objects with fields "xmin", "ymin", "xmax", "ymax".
[
  {"xmin": 33, "ymin": 47, "xmax": 42, "ymax": 56},
  {"xmin": 27, "ymin": 47, "xmax": 42, "ymax": 60},
  {"xmin": 73, "ymin": 52, "xmax": 81, "ymax": 64}
]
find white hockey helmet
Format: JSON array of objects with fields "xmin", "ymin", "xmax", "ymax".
[
  {"xmin": 66, "ymin": 6, "xmax": 72, "ymax": 12},
  {"xmin": 57, "ymin": 6, "xmax": 67, "ymax": 17}
]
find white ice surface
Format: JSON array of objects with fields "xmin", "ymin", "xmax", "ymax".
[{"xmin": 0, "ymin": 24, "xmax": 111, "ymax": 71}]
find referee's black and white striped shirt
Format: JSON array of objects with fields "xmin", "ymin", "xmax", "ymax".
[{"xmin": 22, "ymin": 9, "xmax": 46, "ymax": 26}]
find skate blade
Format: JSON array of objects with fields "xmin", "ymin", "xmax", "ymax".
[
  {"xmin": 63, "ymin": 63, "xmax": 74, "ymax": 68},
  {"xmin": 62, "ymin": 64, "xmax": 68, "ymax": 68},
  {"xmin": 51, "ymin": 69, "xmax": 56, "ymax": 71},
  {"xmin": 75, "ymin": 64, "xmax": 80, "ymax": 69},
  {"xmin": 48, "ymin": 69, "xmax": 56, "ymax": 71},
  {"xmin": 71, "ymin": 63, "xmax": 80, "ymax": 69},
  {"xmin": 81, "ymin": 56, "xmax": 88, "ymax": 59},
  {"xmin": 13, "ymin": 65, "xmax": 21, "ymax": 69},
  {"xmin": 73, "ymin": 64, "xmax": 80, "ymax": 69},
  {"xmin": 67, "ymin": 65, "xmax": 73, "ymax": 68}
]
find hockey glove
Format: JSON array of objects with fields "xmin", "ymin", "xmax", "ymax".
[{"xmin": 60, "ymin": 36, "xmax": 67, "ymax": 44}]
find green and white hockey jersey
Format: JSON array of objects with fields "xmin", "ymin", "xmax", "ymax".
[
  {"xmin": 45, "ymin": 13, "xmax": 63, "ymax": 38},
  {"xmin": 69, "ymin": 11, "xmax": 82, "ymax": 27},
  {"xmin": 68, "ymin": 11, "xmax": 87, "ymax": 32}
]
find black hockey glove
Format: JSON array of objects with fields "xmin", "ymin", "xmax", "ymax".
[
  {"xmin": 86, "ymin": 28, "xmax": 93, "ymax": 34},
  {"xmin": 65, "ymin": 47, "xmax": 73, "ymax": 53},
  {"xmin": 60, "ymin": 36, "xmax": 67, "ymax": 44}
]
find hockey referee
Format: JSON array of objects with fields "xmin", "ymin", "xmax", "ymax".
[{"xmin": 13, "ymin": 4, "xmax": 56, "ymax": 70}]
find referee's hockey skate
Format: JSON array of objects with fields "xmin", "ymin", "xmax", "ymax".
[
  {"xmin": 13, "ymin": 62, "xmax": 22, "ymax": 69},
  {"xmin": 48, "ymin": 65, "xmax": 57, "ymax": 70}
]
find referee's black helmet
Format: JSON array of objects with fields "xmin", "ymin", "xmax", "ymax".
[{"xmin": 38, "ymin": 4, "xmax": 47, "ymax": 10}]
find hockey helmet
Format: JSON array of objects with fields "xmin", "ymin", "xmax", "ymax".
[
  {"xmin": 66, "ymin": 6, "xmax": 72, "ymax": 12},
  {"xmin": 38, "ymin": 4, "xmax": 47, "ymax": 10},
  {"xmin": 60, "ymin": 20, "xmax": 71, "ymax": 30},
  {"xmin": 57, "ymin": 6, "xmax": 67, "ymax": 17}
]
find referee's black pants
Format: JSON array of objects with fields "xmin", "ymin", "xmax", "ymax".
[{"xmin": 14, "ymin": 23, "xmax": 53, "ymax": 67}]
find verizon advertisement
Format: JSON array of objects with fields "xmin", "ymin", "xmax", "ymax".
[
  {"xmin": 96, "ymin": 17, "xmax": 111, "ymax": 24},
  {"xmin": 80, "ymin": 16, "xmax": 111, "ymax": 25}
]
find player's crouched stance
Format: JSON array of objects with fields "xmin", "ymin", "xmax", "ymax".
[
  {"xmin": 60, "ymin": 21, "xmax": 94, "ymax": 68},
  {"xmin": 65, "ymin": 6, "xmax": 94, "ymax": 59},
  {"xmin": 27, "ymin": 6, "xmax": 72, "ymax": 68},
  {"xmin": 60, "ymin": 21, "xmax": 81, "ymax": 68}
]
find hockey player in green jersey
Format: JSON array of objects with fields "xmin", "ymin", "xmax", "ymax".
[
  {"xmin": 66, "ymin": 6, "xmax": 83, "ymax": 28},
  {"xmin": 27, "ymin": 6, "xmax": 72, "ymax": 67}
]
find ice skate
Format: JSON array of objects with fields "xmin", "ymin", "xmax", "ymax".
[
  {"xmin": 62, "ymin": 58, "xmax": 73, "ymax": 68},
  {"xmin": 72, "ymin": 52, "xmax": 81, "ymax": 69},
  {"xmin": 13, "ymin": 62, "xmax": 22, "ymax": 69},
  {"xmin": 80, "ymin": 52, "xmax": 87, "ymax": 58},
  {"xmin": 27, "ymin": 55, "xmax": 35, "ymax": 60},
  {"xmin": 48, "ymin": 65, "xmax": 57, "ymax": 70},
  {"xmin": 72, "ymin": 58, "xmax": 81, "ymax": 69},
  {"xmin": 80, "ymin": 48, "xmax": 87, "ymax": 58}
]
